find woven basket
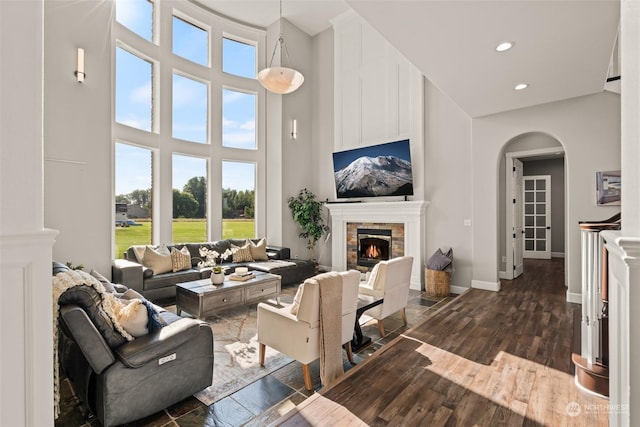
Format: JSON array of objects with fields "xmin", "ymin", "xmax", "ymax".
[{"xmin": 425, "ymin": 269, "xmax": 450, "ymax": 298}]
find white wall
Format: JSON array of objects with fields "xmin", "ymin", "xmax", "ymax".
[
  {"xmin": 321, "ymin": 12, "xmax": 426, "ymax": 274},
  {"xmin": 279, "ymin": 19, "xmax": 315, "ymax": 260},
  {"xmin": 311, "ymin": 27, "xmax": 335, "ymax": 267},
  {"xmin": 472, "ymin": 92, "xmax": 621, "ymax": 297},
  {"xmin": 423, "ymin": 79, "xmax": 473, "ymax": 289},
  {"xmin": 43, "ymin": 0, "xmax": 113, "ymax": 275},
  {"xmin": 331, "ymin": 11, "xmax": 424, "ymax": 201},
  {"xmin": 264, "ymin": 21, "xmax": 284, "ymax": 247}
]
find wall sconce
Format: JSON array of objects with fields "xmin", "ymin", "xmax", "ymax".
[
  {"xmin": 75, "ymin": 48, "xmax": 85, "ymax": 83},
  {"xmin": 291, "ymin": 119, "xmax": 297, "ymax": 140}
]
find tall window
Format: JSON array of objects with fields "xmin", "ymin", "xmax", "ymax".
[
  {"xmin": 116, "ymin": 0, "xmax": 153, "ymax": 42},
  {"xmin": 113, "ymin": 1, "xmax": 265, "ymax": 248},
  {"xmin": 115, "ymin": 47, "xmax": 153, "ymax": 132},
  {"xmin": 172, "ymin": 74, "xmax": 208, "ymax": 143},
  {"xmin": 173, "ymin": 155, "xmax": 207, "ymax": 243},
  {"xmin": 222, "ymin": 161, "xmax": 256, "ymax": 239},
  {"xmin": 223, "ymin": 37, "xmax": 256, "ymax": 78},
  {"xmin": 114, "ymin": 143, "xmax": 152, "ymax": 258},
  {"xmin": 222, "ymin": 89, "xmax": 256, "ymax": 149},
  {"xmin": 173, "ymin": 15, "xmax": 208, "ymax": 66}
]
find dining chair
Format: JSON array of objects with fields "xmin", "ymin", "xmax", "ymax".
[
  {"xmin": 257, "ymin": 269, "xmax": 360, "ymax": 390},
  {"xmin": 358, "ymin": 256, "xmax": 414, "ymax": 337}
]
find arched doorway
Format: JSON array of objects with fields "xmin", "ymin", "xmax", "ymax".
[{"xmin": 499, "ymin": 132, "xmax": 566, "ymax": 280}]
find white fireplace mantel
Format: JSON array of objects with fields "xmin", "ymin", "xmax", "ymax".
[{"xmin": 325, "ymin": 200, "xmax": 429, "ymax": 290}]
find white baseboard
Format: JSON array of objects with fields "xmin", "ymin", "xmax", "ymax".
[
  {"xmin": 450, "ymin": 285, "xmax": 469, "ymax": 295},
  {"xmin": 471, "ymin": 279, "xmax": 501, "ymax": 292},
  {"xmin": 552, "ymin": 252, "xmax": 565, "ymax": 258},
  {"xmin": 566, "ymin": 290, "xmax": 581, "ymax": 304}
]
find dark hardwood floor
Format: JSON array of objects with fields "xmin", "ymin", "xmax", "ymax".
[{"xmin": 277, "ymin": 258, "xmax": 610, "ymax": 426}]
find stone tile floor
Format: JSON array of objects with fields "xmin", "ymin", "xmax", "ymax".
[{"xmin": 55, "ymin": 285, "xmax": 456, "ymax": 427}]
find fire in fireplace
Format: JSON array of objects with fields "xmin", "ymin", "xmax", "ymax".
[{"xmin": 357, "ymin": 228, "xmax": 392, "ymax": 267}]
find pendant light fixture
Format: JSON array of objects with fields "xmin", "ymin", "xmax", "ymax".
[{"xmin": 257, "ymin": 0, "xmax": 304, "ymax": 94}]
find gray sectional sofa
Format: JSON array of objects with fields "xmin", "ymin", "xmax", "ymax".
[{"xmin": 112, "ymin": 238, "xmax": 317, "ymax": 301}]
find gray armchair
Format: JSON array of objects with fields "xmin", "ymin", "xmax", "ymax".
[{"xmin": 55, "ymin": 263, "xmax": 213, "ymax": 426}]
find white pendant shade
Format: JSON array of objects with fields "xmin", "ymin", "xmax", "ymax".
[
  {"xmin": 257, "ymin": 66, "xmax": 304, "ymax": 94},
  {"xmin": 258, "ymin": 0, "xmax": 304, "ymax": 95}
]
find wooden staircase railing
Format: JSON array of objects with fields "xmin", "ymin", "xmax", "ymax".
[{"xmin": 572, "ymin": 212, "xmax": 620, "ymax": 397}]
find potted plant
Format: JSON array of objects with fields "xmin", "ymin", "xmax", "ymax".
[
  {"xmin": 287, "ymin": 188, "xmax": 330, "ymax": 261},
  {"xmin": 198, "ymin": 247, "xmax": 232, "ymax": 285}
]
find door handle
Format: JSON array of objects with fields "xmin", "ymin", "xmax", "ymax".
[{"xmin": 546, "ymin": 226, "xmax": 551, "ymax": 230}]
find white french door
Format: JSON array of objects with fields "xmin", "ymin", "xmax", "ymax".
[
  {"xmin": 513, "ymin": 159, "xmax": 524, "ymax": 277},
  {"xmin": 523, "ymin": 175, "xmax": 551, "ymax": 259}
]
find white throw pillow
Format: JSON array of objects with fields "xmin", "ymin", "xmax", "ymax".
[
  {"xmin": 131, "ymin": 245, "xmax": 147, "ymax": 264},
  {"xmin": 142, "ymin": 245, "xmax": 173, "ymax": 274},
  {"xmin": 117, "ymin": 299, "xmax": 149, "ymax": 337},
  {"xmin": 248, "ymin": 238, "xmax": 269, "ymax": 261}
]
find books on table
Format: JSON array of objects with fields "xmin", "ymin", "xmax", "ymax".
[{"xmin": 229, "ymin": 272, "xmax": 255, "ymax": 281}]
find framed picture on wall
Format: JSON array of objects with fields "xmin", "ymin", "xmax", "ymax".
[{"xmin": 596, "ymin": 170, "xmax": 621, "ymax": 206}]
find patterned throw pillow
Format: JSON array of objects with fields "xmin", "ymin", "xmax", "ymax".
[
  {"xmin": 232, "ymin": 244, "xmax": 254, "ymax": 263},
  {"xmin": 171, "ymin": 246, "xmax": 192, "ymax": 272},
  {"xmin": 248, "ymin": 238, "xmax": 269, "ymax": 261}
]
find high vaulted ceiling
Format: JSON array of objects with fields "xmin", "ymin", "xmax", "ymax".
[
  {"xmin": 195, "ymin": 0, "xmax": 350, "ymax": 36},
  {"xmin": 196, "ymin": 0, "xmax": 620, "ymax": 118}
]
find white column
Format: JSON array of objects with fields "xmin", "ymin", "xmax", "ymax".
[
  {"xmin": 621, "ymin": 0, "xmax": 640, "ymax": 236},
  {"xmin": 1, "ymin": 1, "xmax": 58, "ymax": 426},
  {"xmin": 610, "ymin": 1, "xmax": 640, "ymax": 425},
  {"xmin": 604, "ymin": 233, "xmax": 640, "ymax": 427}
]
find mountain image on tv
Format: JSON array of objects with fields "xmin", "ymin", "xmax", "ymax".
[{"xmin": 333, "ymin": 140, "xmax": 414, "ymax": 198}]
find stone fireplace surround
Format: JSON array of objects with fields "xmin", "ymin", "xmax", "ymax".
[
  {"xmin": 325, "ymin": 201, "xmax": 428, "ymax": 290},
  {"xmin": 349, "ymin": 224, "xmax": 403, "ymax": 269}
]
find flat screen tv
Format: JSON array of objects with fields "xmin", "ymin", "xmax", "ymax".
[{"xmin": 332, "ymin": 139, "xmax": 414, "ymax": 199}]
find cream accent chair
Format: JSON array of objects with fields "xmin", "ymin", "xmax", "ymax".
[
  {"xmin": 359, "ymin": 256, "xmax": 414, "ymax": 337},
  {"xmin": 257, "ymin": 270, "xmax": 360, "ymax": 391}
]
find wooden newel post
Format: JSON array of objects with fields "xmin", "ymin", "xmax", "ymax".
[{"xmin": 572, "ymin": 212, "xmax": 620, "ymax": 398}]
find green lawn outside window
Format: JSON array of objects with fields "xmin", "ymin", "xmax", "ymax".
[{"xmin": 114, "ymin": 219, "xmax": 255, "ymax": 259}]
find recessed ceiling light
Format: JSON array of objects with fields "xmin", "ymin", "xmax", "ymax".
[
  {"xmin": 514, "ymin": 83, "xmax": 529, "ymax": 90},
  {"xmin": 496, "ymin": 42, "xmax": 514, "ymax": 52}
]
